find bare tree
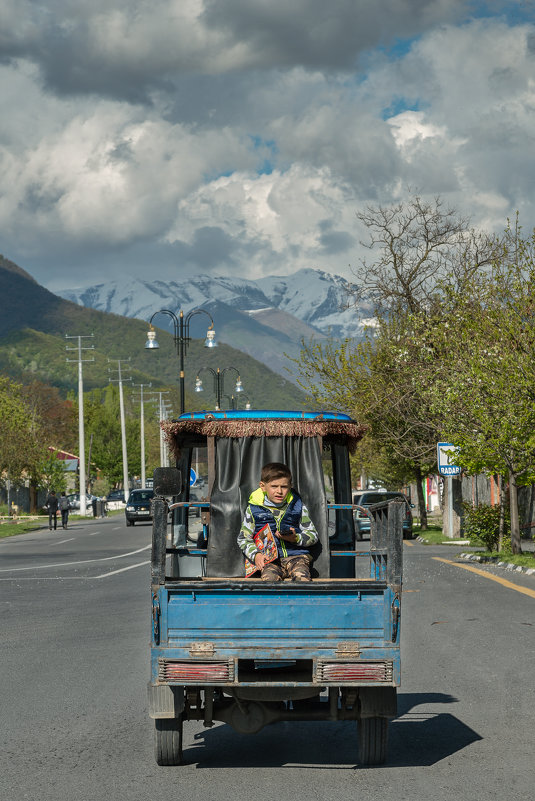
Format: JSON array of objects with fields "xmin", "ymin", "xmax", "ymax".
[{"xmin": 354, "ymin": 194, "xmax": 495, "ymax": 316}]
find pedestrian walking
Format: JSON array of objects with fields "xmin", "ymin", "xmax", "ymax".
[
  {"xmin": 45, "ymin": 490, "xmax": 59, "ymax": 530},
  {"xmin": 59, "ymin": 492, "xmax": 70, "ymax": 529}
]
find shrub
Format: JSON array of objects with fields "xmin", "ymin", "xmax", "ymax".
[{"xmin": 462, "ymin": 503, "xmax": 510, "ymax": 552}]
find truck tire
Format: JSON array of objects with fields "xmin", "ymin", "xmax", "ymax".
[
  {"xmin": 357, "ymin": 717, "xmax": 388, "ymax": 765},
  {"xmin": 155, "ymin": 716, "xmax": 183, "ymax": 766}
]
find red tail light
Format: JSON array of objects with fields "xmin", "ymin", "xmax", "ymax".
[
  {"xmin": 317, "ymin": 661, "xmax": 393, "ymax": 682},
  {"xmin": 159, "ymin": 660, "xmax": 234, "ymax": 682}
]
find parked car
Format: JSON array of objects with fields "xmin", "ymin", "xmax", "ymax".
[
  {"xmin": 107, "ymin": 489, "xmax": 126, "ymax": 503},
  {"xmin": 66, "ymin": 493, "xmax": 97, "ymax": 510},
  {"xmin": 125, "ymin": 489, "xmax": 154, "ymax": 526},
  {"xmin": 353, "ymin": 490, "xmax": 414, "ymax": 539},
  {"xmin": 188, "ymin": 487, "xmax": 203, "ymax": 517}
]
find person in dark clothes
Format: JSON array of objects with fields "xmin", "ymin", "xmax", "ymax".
[
  {"xmin": 45, "ymin": 490, "xmax": 59, "ymax": 530},
  {"xmin": 58, "ymin": 492, "xmax": 70, "ymax": 529}
]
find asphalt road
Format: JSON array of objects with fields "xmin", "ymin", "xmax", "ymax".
[{"xmin": 1, "ymin": 517, "xmax": 534, "ymax": 801}]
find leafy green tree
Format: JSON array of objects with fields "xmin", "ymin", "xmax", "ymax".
[
  {"xmin": 0, "ymin": 375, "xmax": 43, "ymax": 482},
  {"xmin": 21, "ymin": 380, "xmax": 77, "ymax": 453},
  {"xmin": 296, "ymin": 319, "xmax": 439, "ymax": 527},
  {"xmin": 34, "ymin": 452, "xmax": 68, "ymax": 493},
  {"xmin": 84, "ymin": 386, "xmax": 140, "ymax": 486},
  {"xmin": 295, "ymin": 195, "xmax": 497, "ymax": 528},
  {"xmin": 423, "ymin": 222, "xmax": 535, "ymax": 553}
]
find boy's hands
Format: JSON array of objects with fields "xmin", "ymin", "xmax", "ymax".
[
  {"xmin": 276, "ymin": 526, "xmax": 297, "ymax": 543},
  {"xmin": 254, "ymin": 552, "xmax": 266, "ymax": 570}
]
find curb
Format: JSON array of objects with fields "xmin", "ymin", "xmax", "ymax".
[
  {"xmin": 415, "ymin": 536, "xmax": 535, "ymax": 576},
  {"xmin": 458, "ymin": 552, "xmax": 535, "ymax": 576},
  {"xmin": 416, "ymin": 536, "xmax": 470, "ymax": 545}
]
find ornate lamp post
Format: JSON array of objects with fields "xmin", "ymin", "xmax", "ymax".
[
  {"xmin": 145, "ymin": 308, "xmax": 216, "ymax": 414},
  {"xmin": 194, "ymin": 366, "xmax": 244, "ymax": 410},
  {"xmin": 237, "ymin": 393, "xmax": 252, "ymax": 410}
]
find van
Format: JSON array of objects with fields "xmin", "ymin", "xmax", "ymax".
[{"xmin": 353, "ymin": 490, "xmax": 413, "ymax": 539}]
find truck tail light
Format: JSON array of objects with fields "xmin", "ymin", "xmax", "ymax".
[
  {"xmin": 158, "ymin": 659, "xmax": 234, "ymax": 683},
  {"xmin": 317, "ymin": 661, "xmax": 393, "ymax": 682}
]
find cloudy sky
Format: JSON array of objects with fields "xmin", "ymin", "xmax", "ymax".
[{"xmin": 1, "ymin": 1, "xmax": 534, "ymax": 291}]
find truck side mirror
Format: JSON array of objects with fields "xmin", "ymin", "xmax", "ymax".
[{"xmin": 153, "ymin": 467, "xmax": 183, "ymax": 497}]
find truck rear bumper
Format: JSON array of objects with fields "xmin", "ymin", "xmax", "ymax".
[{"xmin": 151, "ymin": 650, "xmax": 399, "ymax": 688}]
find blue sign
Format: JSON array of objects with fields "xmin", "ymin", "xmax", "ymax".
[
  {"xmin": 190, "ymin": 468, "xmax": 197, "ymax": 486},
  {"xmin": 437, "ymin": 442, "xmax": 461, "ymax": 476}
]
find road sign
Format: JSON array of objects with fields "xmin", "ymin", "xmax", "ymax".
[
  {"xmin": 190, "ymin": 468, "xmax": 197, "ymax": 486},
  {"xmin": 437, "ymin": 442, "xmax": 461, "ymax": 476}
]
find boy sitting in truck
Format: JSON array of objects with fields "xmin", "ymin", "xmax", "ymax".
[{"xmin": 237, "ymin": 462, "xmax": 319, "ymax": 581}]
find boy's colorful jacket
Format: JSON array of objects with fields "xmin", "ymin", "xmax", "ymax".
[{"xmin": 237, "ymin": 487, "xmax": 319, "ymax": 564}]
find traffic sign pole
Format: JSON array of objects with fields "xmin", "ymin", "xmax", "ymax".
[{"xmin": 437, "ymin": 443, "xmax": 461, "ymax": 539}]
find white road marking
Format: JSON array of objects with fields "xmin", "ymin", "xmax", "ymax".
[
  {"xmin": 50, "ymin": 538, "xmax": 75, "ymax": 546},
  {"xmin": 0, "ymin": 560, "xmax": 151, "ymax": 581},
  {"xmin": 0, "ymin": 544, "xmax": 151, "ymax": 573},
  {"xmin": 96, "ymin": 560, "xmax": 150, "ymax": 578}
]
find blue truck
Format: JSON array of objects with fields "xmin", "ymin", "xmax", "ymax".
[{"xmin": 148, "ymin": 410, "xmax": 403, "ymax": 766}]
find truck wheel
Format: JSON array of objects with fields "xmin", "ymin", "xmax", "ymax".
[
  {"xmin": 155, "ymin": 716, "xmax": 183, "ymax": 766},
  {"xmin": 357, "ymin": 717, "xmax": 388, "ymax": 765}
]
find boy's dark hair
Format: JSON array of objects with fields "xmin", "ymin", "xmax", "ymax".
[{"xmin": 260, "ymin": 462, "xmax": 292, "ymax": 484}]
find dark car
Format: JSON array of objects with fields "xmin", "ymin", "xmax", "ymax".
[
  {"xmin": 353, "ymin": 490, "xmax": 414, "ymax": 540},
  {"xmin": 188, "ymin": 487, "xmax": 204, "ymax": 517},
  {"xmin": 125, "ymin": 489, "xmax": 154, "ymax": 526},
  {"xmin": 107, "ymin": 489, "xmax": 126, "ymax": 503}
]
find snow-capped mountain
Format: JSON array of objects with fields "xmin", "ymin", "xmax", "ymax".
[{"xmin": 58, "ymin": 269, "xmax": 369, "ymax": 377}]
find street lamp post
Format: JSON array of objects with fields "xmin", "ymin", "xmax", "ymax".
[
  {"xmin": 237, "ymin": 393, "xmax": 252, "ymax": 410},
  {"xmin": 145, "ymin": 308, "xmax": 216, "ymax": 414},
  {"xmin": 194, "ymin": 366, "xmax": 244, "ymax": 410}
]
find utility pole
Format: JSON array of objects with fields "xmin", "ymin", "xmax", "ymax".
[
  {"xmin": 66, "ymin": 334, "xmax": 94, "ymax": 516},
  {"xmin": 108, "ymin": 359, "xmax": 132, "ymax": 502},
  {"xmin": 147, "ymin": 391, "xmax": 171, "ymax": 466},
  {"xmin": 132, "ymin": 382, "xmax": 152, "ymax": 489}
]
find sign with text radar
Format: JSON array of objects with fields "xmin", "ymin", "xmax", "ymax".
[{"xmin": 437, "ymin": 443, "xmax": 461, "ymax": 476}]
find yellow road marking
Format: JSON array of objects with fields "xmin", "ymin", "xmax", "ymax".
[
  {"xmin": 404, "ymin": 540, "xmax": 414, "ymax": 546},
  {"xmin": 433, "ymin": 557, "xmax": 535, "ymax": 599}
]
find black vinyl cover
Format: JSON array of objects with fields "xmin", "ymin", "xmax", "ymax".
[{"xmin": 206, "ymin": 436, "xmax": 329, "ymax": 577}]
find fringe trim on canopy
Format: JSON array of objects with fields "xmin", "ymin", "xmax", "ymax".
[{"xmin": 161, "ymin": 416, "xmax": 366, "ymax": 459}]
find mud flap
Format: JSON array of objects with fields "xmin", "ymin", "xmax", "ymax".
[
  {"xmin": 358, "ymin": 687, "xmax": 397, "ymax": 719},
  {"xmin": 148, "ymin": 683, "xmax": 185, "ymax": 719}
]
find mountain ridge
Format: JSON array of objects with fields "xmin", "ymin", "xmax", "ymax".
[
  {"xmin": 0, "ymin": 260, "xmax": 307, "ymax": 410},
  {"xmin": 58, "ymin": 268, "xmax": 368, "ymax": 372}
]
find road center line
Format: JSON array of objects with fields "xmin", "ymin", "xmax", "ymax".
[
  {"xmin": 96, "ymin": 560, "xmax": 150, "ymax": 578},
  {"xmin": 0, "ymin": 544, "xmax": 152, "ymax": 573},
  {"xmin": 433, "ymin": 557, "xmax": 535, "ymax": 599},
  {"xmin": 49, "ymin": 538, "xmax": 75, "ymax": 546}
]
